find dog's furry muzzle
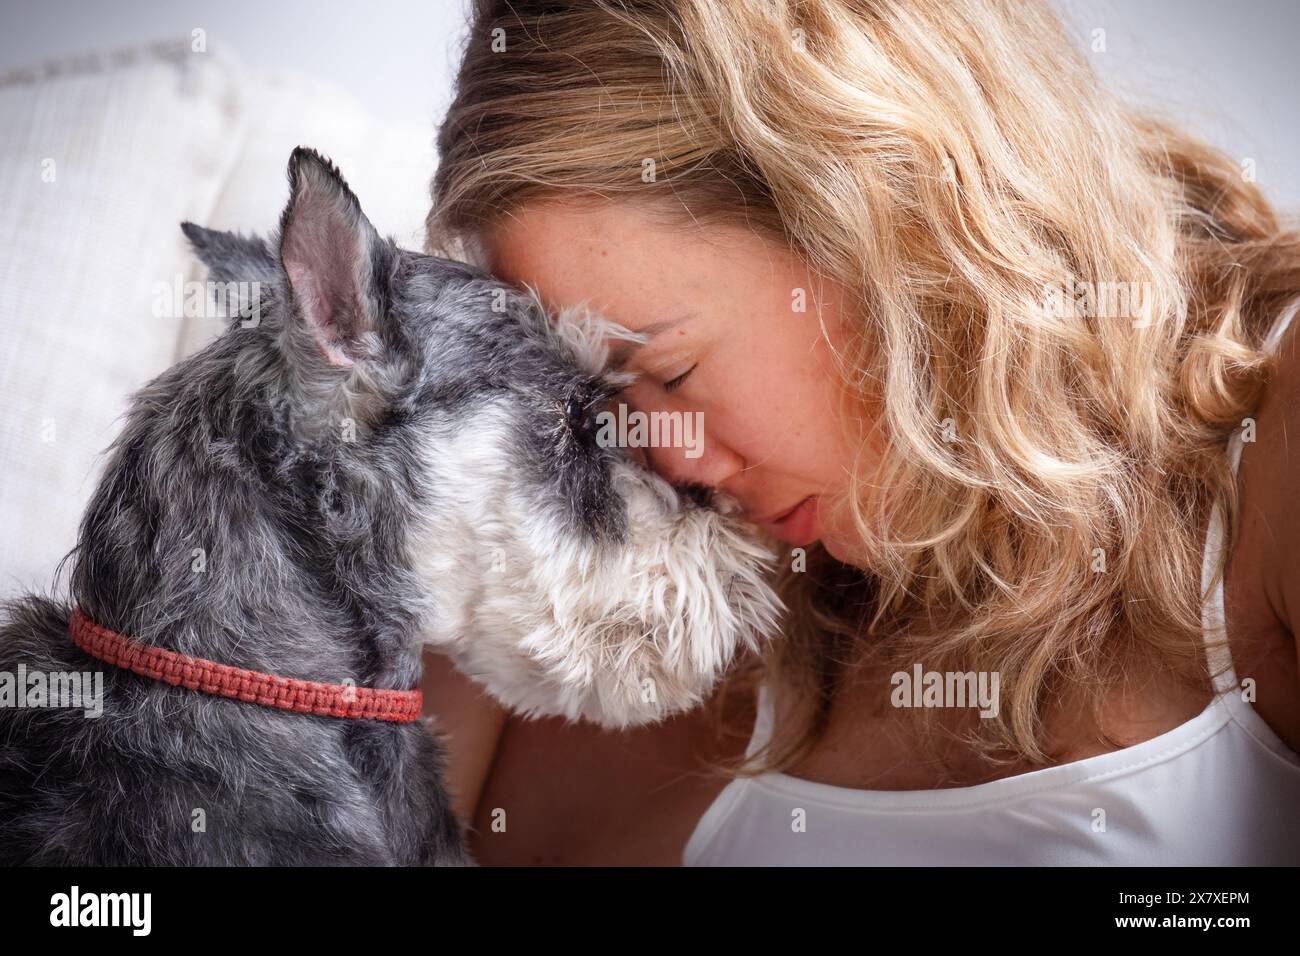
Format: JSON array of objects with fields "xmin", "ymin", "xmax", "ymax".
[{"xmin": 415, "ymin": 405, "xmax": 783, "ymax": 729}]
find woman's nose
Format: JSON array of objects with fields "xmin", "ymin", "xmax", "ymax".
[{"xmin": 608, "ymin": 381, "xmax": 745, "ymax": 490}]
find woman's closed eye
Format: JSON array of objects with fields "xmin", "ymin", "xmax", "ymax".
[{"xmin": 661, "ymin": 363, "xmax": 698, "ymax": 393}]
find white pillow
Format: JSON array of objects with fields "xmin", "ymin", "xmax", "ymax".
[
  {"xmin": 0, "ymin": 41, "xmax": 437, "ymax": 597},
  {"xmin": 0, "ymin": 42, "xmax": 243, "ymax": 596}
]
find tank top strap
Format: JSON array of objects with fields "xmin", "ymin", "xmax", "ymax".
[
  {"xmin": 745, "ymin": 680, "xmax": 776, "ymax": 759},
  {"xmin": 1201, "ymin": 476, "xmax": 1239, "ymax": 696},
  {"xmin": 1201, "ymin": 293, "xmax": 1300, "ymax": 695}
]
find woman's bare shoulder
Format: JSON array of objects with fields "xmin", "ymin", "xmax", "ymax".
[
  {"xmin": 468, "ymin": 679, "xmax": 757, "ymax": 866},
  {"xmin": 1226, "ymin": 310, "xmax": 1300, "ymax": 752}
]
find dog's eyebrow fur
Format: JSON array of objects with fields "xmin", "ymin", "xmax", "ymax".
[{"xmin": 607, "ymin": 316, "xmax": 691, "ymax": 369}]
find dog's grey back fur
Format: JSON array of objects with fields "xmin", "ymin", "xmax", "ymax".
[{"xmin": 0, "ymin": 595, "xmax": 467, "ymax": 865}]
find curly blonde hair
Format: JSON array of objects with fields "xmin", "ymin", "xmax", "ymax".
[{"xmin": 427, "ymin": 0, "xmax": 1300, "ymax": 773}]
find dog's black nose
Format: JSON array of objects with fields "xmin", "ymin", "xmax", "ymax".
[{"xmin": 675, "ymin": 482, "xmax": 715, "ymax": 508}]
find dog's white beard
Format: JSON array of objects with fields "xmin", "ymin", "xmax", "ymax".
[{"xmin": 414, "ymin": 406, "xmax": 783, "ymax": 729}]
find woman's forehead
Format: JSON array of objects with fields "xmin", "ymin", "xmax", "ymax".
[{"xmin": 482, "ymin": 204, "xmax": 693, "ymax": 325}]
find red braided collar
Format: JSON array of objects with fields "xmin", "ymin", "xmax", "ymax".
[{"xmin": 69, "ymin": 607, "xmax": 423, "ymax": 723}]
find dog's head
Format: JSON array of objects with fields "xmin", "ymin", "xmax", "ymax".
[{"xmin": 180, "ymin": 148, "xmax": 781, "ymax": 728}]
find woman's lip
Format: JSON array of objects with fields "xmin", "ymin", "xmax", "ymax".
[
  {"xmin": 754, "ymin": 499, "xmax": 804, "ymax": 525},
  {"xmin": 753, "ymin": 496, "xmax": 820, "ymax": 545}
]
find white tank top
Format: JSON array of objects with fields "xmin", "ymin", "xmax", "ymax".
[{"xmin": 685, "ymin": 301, "xmax": 1300, "ymax": 867}]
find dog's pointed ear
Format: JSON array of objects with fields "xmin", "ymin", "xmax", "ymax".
[
  {"xmin": 180, "ymin": 222, "xmax": 275, "ymax": 284},
  {"xmin": 277, "ymin": 147, "xmax": 383, "ymax": 369}
]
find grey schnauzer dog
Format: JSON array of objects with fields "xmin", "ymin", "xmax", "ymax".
[{"xmin": 0, "ymin": 148, "xmax": 780, "ymax": 865}]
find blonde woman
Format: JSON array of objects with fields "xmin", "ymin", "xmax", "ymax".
[{"xmin": 421, "ymin": 0, "xmax": 1300, "ymax": 865}]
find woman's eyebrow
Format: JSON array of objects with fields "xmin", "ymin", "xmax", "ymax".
[{"xmin": 607, "ymin": 316, "xmax": 690, "ymax": 369}]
